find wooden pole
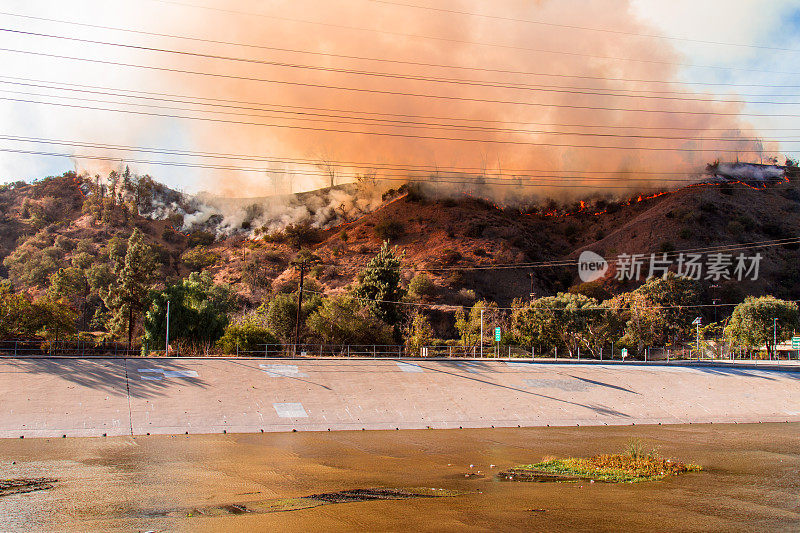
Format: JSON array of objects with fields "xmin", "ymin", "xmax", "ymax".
[{"xmin": 294, "ymin": 263, "xmax": 305, "ymax": 355}]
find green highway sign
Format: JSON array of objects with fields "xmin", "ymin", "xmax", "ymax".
[
  {"xmin": 621, "ymin": 348, "xmax": 628, "ymax": 358},
  {"xmin": 792, "ymin": 337, "xmax": 800, "ymax": 349},
  {"xmin": 494, "ymin": 327, "xmax": 501, "ymax": 342}
]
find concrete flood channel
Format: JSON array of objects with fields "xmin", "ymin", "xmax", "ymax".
[{"xmin": 1, "ymin": 423, "xmax": 799, "ymax": 531}]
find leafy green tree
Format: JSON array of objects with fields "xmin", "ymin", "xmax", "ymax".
[
  {"xmin": 3, "ymin": 239, "xmax": 62, "ymax": 288},
  {"xmin": 48, "ymin": 266, "xmax": 91, "ymax": 327},
  {"xmin": 724, "ymin": 296, "xmax": 800, "ymax": 358},
  {"xmin": 0, "ymin": 285, "xmax": 77, "ymax": 341},
  {"xmin": 403, "ymin": 312, "xmax": 435, "ymax": 355},
  {"xmin": 455, "ymin": 300, "xmax": 498, "ymax": 349},
  {"xmin": 0, "ymin": 284, "xmax": 38, "ymax": 339},
  {"xmin": 512, "ymin": 293, "xmax": 606, "ymax": 356},
  {"xmin": 353, "ymin": 241, "xmax": 406, "ymax": 326},
  {"xmin": 307, "ymin": 294, "xmax": 393, "ymax": 345},
  {"xmin": 263, "ymin": 289, "xmax": 322, "ymax": 343},
  {"xmin": 102, "ymin": 229, "xmax": 158, "ymax": 348},
  {"xmin": 142, "ymin": 272, "xmax": 236, "ymax": 354},
  {"xmin": 32, "ymin": 296, "xmax": 77, "ymax": 343},
  {"xmin": 607, "ymin": 274, "xmax": 699, "ymax": 353}
]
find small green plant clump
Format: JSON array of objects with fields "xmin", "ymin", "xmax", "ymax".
[{"xmin": 505, "ymin": 440, "xmax": 702, "ymax": 483}]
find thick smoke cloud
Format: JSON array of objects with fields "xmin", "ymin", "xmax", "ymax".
[{"xmin": 141, "ymin": 0, "xmax": 773, "ymax": 201}]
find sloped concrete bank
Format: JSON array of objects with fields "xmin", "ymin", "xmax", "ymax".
[{"xmin": 1, "ymin": 358, "xmax": 798, "ymax": 438}]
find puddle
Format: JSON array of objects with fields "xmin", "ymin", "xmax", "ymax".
[
  {"xmin": 0, "ymin": 478, "xmax": 57, "ymax": 496},
  {"xmin": 160, "ymin": 487, "xmax": 464, "ymax": 517}
]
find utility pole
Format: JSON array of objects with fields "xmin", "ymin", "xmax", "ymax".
[
  {"xmin": 294, "ymin": 263, "xmax": 305, "ymax": 354},
  {"xmin": 529, "ymin": 272, "xmax": 535, "ymax": 301},
  {"xmin": 291, "ymin": 250, "xmax": 320, "ymax": 356},
  {"xmin": 165, "ymin": 300, "xmax": 170, "ymax": 355}
]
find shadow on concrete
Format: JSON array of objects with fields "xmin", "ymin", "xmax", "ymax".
[
  {"xmin": 584, "ymin": 404, "xmax": 632, "ymax": 418},
  {"xmin": 223, "ymin": 359, "xmax": 333, "ymax": 391},
  {"xmin": 565, "ymin": 375, "xmax": 640, "ymax": 394},
  {"xmin": 690, "ymin": 367, "xmax": 782, "ymax": 380},
  {"xmin": 3, "ymin": 358, "xmax": 209, "ymax": 399},
  {"xmin": 411, "ymin": 362, "xmax": 632, "ymax": 418},
  {"xmin": 436, "ymin": 360, "xmax": 497, "ymax": 375}
]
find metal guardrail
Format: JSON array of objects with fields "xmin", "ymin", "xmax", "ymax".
[
  {"xmin": 0, "ymin": 340, "xmax": 141, "ymax": 357},
  {"xmin": 0, "ymin": 339, "xmax": 795, "ymax": 361}
]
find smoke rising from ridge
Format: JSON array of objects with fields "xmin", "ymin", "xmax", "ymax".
[{"xmin": 139, "ymin": 0, "xmax": 775, "ymax": 201}]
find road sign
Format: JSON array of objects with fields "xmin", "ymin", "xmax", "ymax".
[
  {"xmin": 494, "ymin": 327, "xmax": 501, "ymax": 342},
  {"xmin": 792, "ymin": 337, "xmax": 800, "ymax": 349},
  {"xmin": 621, "ymin": 348, "xmax": 628, "ymax": 358}
]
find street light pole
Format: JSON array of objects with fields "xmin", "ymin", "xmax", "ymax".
[
  {"xmin": 773, "ymin": 318, "xmax": 778, "ymax": 360},
  {"xmin": 480, "ymin": 309, "xmax": 484, "ymax": 359},
  {"xmin": 165, "ymin": 300, "xmax": 170, "ymax": 355}
]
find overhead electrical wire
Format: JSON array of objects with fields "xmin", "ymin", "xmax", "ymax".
[
  {"xmin": 364, "ymin": 0, "xmax": 800, "ymax": 54},
  {"xmin": 1, "ymin": 135, "xmax": 787, "ymax": 182},
  {"xmin": 5, "ymin": 75, "xmax": 800, "ymax": 135},
  {"xmin": 137, "ymin": 0, "xmax": 800, "ymax": 76},
  {"xmin": 0, "ymin": 146, "xmax": 742, "ymax": 188},
  {"xmin": 0, "ymin": 82, "xmax": 796, "ymax": 144},
  {"xmin": 3, "ymin": 11, "xmax": 800, "ymax": 91},
  {"xmin": 0, "ymin": 95, "xmax": 781, "ymax": 154},
  {"xmin": 305, "ymin": 288, "xmax": 800, "ymax": 312},
  {"xmin": 4, "ymin": 27, "xmax": 800, "ymax": 109},
  {"xmin": 3, "ymin": 46, "xmax": 798, "ymax": 120},
  {"xmin": 0, "ymin": 87, "xmax": 792, "ymax": 147},
  {"xmin": 410, "ymin": 237, "xmax": 800, "ymax": 272}
]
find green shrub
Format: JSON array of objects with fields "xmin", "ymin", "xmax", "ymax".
[
  {"xmin": 658, "ymin": 241, "xmax": 675, "ymax": 253},
  {"xmin": 187, "ymin": 230, "xmax": 215, "ymax": 248},
  {"xmin": 373, "ymin": 219, "xmax": 404, "ymax": 241},
  {"xmin": 181, "ymin": 246, "xmax": 220, "ymax": 271},
  {"xmin": 408, "ymin": 272, "xmax": 435, "ymax": 299},
  {"xmin": 217, "ymin": 320, "xmax": 276, "ymax": 353}
]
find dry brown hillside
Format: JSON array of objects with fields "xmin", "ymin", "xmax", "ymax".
[{"xmin": 2, "ymin": 172, "xmax": 799, "ymax": 311}]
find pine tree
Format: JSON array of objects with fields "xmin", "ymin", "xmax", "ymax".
[
  {"xmin": 102, "ymin": 228, "xmax": 158, "ymax": 349},
  {"xmin": 353, "ymin": 241, "xmax": 406, "ymax": 326}
]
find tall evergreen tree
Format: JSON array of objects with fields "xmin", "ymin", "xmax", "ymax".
[
  {"xmin": 352, "ymin": 241, "xmax": 406, "ymax": 326},
  {"xmin": 102, "ymin": 228, "xmax": 158, "ymax": 349}
]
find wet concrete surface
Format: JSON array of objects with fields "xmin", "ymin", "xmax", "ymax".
[{"xmin": 0, "ymin": 423, "xmax": 799, "ymax": 531}]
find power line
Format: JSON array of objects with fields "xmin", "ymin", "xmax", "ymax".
[
  {"xmin": 304, "ymin": 288, "xmax": 800, "ymax": 312},
  {"xmin": 364, "ymin": 0, "xmax": 800, "ymax": 54},
  {"xmin": 0, "ymin": 83, "xmax": 796, "ymax": 146},
  {"xmin": 4, "ymin": 47, "xmax": 798, "ymax": 120},
  {"xmin": 138, "ymin": 0, "xmax": 800, "ymax": 77},
  {"xmin": 1, "ymin": 147, "xmax": 741, "ymax": 188},
  {"xmin": 335, "ymin": 237, "xmax": 800, "ymax": 273},
  {"xmin": 2, "ymin": 135, "xmax": 783, "ymax": 182},
  {"xmin": 6, "ymin": 27, "xmax": 800, "ymax": 108},
  {"xmin": 7, "ymin": 75, "xmax": 800, "ymax": 134},
  {"xmin": 0, "ymin": 96, "xmax": 783, "ymax": 153},
  {"xmin": 1, "ymin": 87, "xmax": 792, "ymax": 147},
  {"xmin": 6, "ymin": 11, "xmax": 800, "ymax": 92}
]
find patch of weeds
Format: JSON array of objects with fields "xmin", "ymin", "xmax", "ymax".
[{"xmin": 500, "ymin": 440, "xmax": 701, "ymax": 484}]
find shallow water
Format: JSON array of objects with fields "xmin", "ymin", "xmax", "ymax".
[{"xmin": 0, "ymin": 423, "xmax": 798, "ymax": 531}]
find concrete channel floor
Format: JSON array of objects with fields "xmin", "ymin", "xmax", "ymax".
[{"xmin": 0, "ymin": 358, "xmax": 799, "ymax": 438}]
